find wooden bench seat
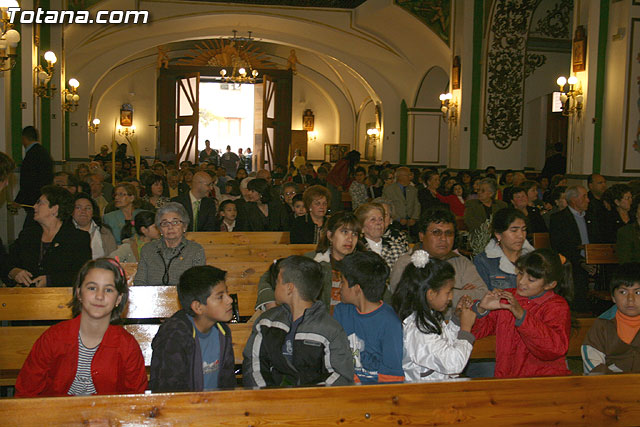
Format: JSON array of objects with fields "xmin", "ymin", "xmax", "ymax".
[
  {"xmin": 2, "ymin": 374, "xmax": 639, "ymax": 425},
  {"xmin": 185, "ymin": 231, "xmax": 290, "ymax": 245},
  {"xmin": 202, "ymin": 244, "xmax": 316, "ymax": 263},
  {"xmin": 584, "ymin": 243, "xmax": 618, "ymax": 265}
]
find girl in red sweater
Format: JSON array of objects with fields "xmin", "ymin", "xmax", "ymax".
[
  {"xmin": 471, "ymin": 249, "xmax": 573, "ymax": 378},
  {"xmin": 16, "ymin": 258, "xmax": 147, "ymax": 397}
]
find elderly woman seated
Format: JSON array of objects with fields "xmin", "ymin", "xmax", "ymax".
[
  {"xmin": 134, "ymin": 202, "xmax": 205, "ymax": 286},
  {"xmin": 354, "ymin": 202, "xmax": 409, "ymax": 269}
]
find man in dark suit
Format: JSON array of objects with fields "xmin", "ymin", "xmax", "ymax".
[
  {"xmin": 586, "ymin": 173, "xmax": 607, "ymax": 242},
  {"xmin": 171, "ymin": 171, "xmax": 217, "ymax": 232},
  {"xmin": 541, "ymin": 142, "xmax": 567, "ymax": 178},
  {"xmin": 550, "ymin": 185, "xmax": 599, "ymax": 312},
  {"xmin": 12, "ymin": 126, "xmax": 53, "ymax": 229}
]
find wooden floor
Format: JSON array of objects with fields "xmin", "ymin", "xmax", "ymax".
[{"xmin": 1, "ymin": 374, "xmax": 639, "ymax": 426}]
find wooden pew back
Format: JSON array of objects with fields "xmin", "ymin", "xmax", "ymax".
[
  {"xmin": 185, "ymin": 231, "xmax": 290, "ymax": 245},
  {"xmin": 584, "ymin": 243, "xmax": 618, "ymax": 265},
  {"xmin": 532, "ymin": 232, "xmax": 550, "ymax": 249},
  {"xmin": 2, "ymin": 374, "xmax": 639, "ymax": 425}
]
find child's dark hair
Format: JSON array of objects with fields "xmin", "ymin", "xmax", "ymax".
[
  {"xmin": 279, "ymin": 255, "xmax": 323, "ymax": 302},
  {"xmin": 610, "ymin": 263, "xmax": 640, "ymax": 294},
  {"xmin": 292, "ymin": 194, "xmax": 304, "ymax": 205},
  {"xmin": 268, "ymin": 258, "xmax": 285, "ymax": 291},
  {"xmin": 515, "ymin": 248, "xmax": 573, "ymax": 301},
  {"xmin": 218, "ymin": 199, "xmax": 237, "ymax": 215},
  {"xmin": 178, "ymin": 265, "xmax": 227, "ymax": 317},
  {"xmin": 316, "ymin": 211, "xmax": 364, "ymax": 253},
  {"xmin": 337, "ymin": 251, "xmax": 389, "ymax": 302},
  {"xmin": 392, "ymin": 256, "xmax": 455, "ymax": 335},
  {"xmin": 121, "ymin": 210, "xmax": 155, "ymax": 240},
  {"xmin": 69, "ymin": 258, "xmax": 129, "ymax": 322},
  {"xmin": 491, "ymin": 208, "xmax": 529, "ymax": 236}
]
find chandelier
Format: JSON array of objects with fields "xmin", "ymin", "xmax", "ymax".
[
  {"xmin": 179, "ymin": 31, "xmax": 275, "ymax": 84},
  {"xmin": 210, "ymin": 30, "xmax": 258, "ymax": 84}
]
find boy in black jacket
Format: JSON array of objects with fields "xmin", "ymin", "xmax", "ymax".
[{"xmin": 150, "ymin": 266, "xmax": 236, "ymax": 392}]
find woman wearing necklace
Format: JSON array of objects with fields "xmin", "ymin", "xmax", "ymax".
[
  {"xmin": 473, "ymin": 208, "xmax": 534, "ymax": 291},
  {"xmin": 134, "ymin": 203, "xmax": 205, "ymax": 286},
  {"xmin": 109, "ymin": 211, "xmax": 160, "ymax": 263},
  {"xmin": 8, "ymin": 185, "xmax": 92, "ymax": 287}
]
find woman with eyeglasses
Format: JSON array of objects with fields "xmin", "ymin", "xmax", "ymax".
[
  {"xmin": 133, "ymin": 202, "xmax": 205, "ymax": 286},
  {"xmin": 103, "ymin": 182, "xmax": 144, "ymax": 245}
]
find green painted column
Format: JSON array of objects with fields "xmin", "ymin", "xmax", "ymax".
[
  {"xmin": 39, "ymin": 0, "xmax": 51, "ymax": 152},
  {"xmin": 469, "ymin": 0, "xmax": 483, "ymax": 169},
  {"xmin": 10, "ymin": 20, "xmax": 22, "ymax": 164},
  {"xmin": 592, "ymin": 0, "xmax": 609, "ymax": 173},
  {"xmin": 400, "ymin": 100, "xmax": 408, "ymax": 164}
]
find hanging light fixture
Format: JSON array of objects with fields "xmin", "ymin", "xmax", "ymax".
[
  {"xmin": 556, "ymin": 75, "xmax": 583, "ymax": 117},
  {"xmin": 88, "ymin": 118, "xmax": 100, "ymax": 133},
  {"xmin": 212, "ymin": 30, "xmax": 259, "ymax": 84},
  {"xmin": 0, "ymin": 0, "xmax": 20, "ymax": 73}
]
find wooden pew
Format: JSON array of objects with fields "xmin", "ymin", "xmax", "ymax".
[
  {"xmin": 2, "ymin": 374, "xmax": 639, "ymax": 425},
  {"xmin": 185, "ymin": 231, "xmax": 290, "ymax": 245},
  {"xmin": 584, "ymin": 243, "xmax": 618, "ymax": 265},
  {"xmin": 532, "ymin": 232, "xmax": 550, "ymax": 249},
  {"xmin": 203, "ymin": 244, "xmax": 316, "ymax": 263},
  {"xmin": 0, "ymin": 286, "xmax": 595, "ymax": 386}
]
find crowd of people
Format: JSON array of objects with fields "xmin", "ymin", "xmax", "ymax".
[{"xmin": 2, "ymin": 126, "xmax": 640, "ymax": 399}]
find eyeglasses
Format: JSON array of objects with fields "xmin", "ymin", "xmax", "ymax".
[
  {"xmin": 427, "ymin": 229, "xmax": 455, "ymax": 238},
  {"xmin": 284, "ymin": 191, "xmax": 296, "ymax": 196},
  {"xmin": 159, "ymin": 220, "xmax": 184, "ymax": 228}
]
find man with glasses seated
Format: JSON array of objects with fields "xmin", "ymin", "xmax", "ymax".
[
  {"xmin": 171, "ymin": 171, "xmax": 217, "ymax": 232},
  {"xmin": 389, "ymin": 208, "xmax": 488, "ymax": 318},
  {"xmin": 134, "ymin": 202, "xmax": 205, "ymax": 286}
]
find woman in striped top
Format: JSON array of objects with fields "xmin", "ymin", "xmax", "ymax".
[{"xmin": 16, "ymin": 258, "xmax": 148, "ymax": 397}]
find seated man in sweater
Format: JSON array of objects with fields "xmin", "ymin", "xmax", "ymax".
[{"xmin": 390, "ymin": 208, "xmax": 488, "ymax": 318}]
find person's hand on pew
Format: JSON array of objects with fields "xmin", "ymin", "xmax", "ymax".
[
  {"xmin": 9, "ymin": 267, "xmax": 34, "ymax": 286},
  {"xmin": 31, "ymin": 276, "xmax": 47, "ymax": 287},
  {"xmin": 580, "ymin": 260, "xmax": 598, "ymax": 276}
]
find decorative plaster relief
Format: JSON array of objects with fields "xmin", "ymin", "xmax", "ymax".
[
  {"xmin": 484, "ymin": 0, "xmax": 540, "ymax": 150},
  {"xmin": 395, "ymin": 0, "xmax": 450, "ymax": 45}
]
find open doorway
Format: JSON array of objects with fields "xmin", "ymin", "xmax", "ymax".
[{"xmin": 198, "ymin": 81, "xmax": 255, "ymax": 154}]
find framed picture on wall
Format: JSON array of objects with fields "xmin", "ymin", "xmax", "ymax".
[
  {"xmin": 324, "ymin": 144, "xmax": 350, "ymax": 163},
  {"xmin": 572, "ymin": 26, "xmax": 586, "ymax": 73},
  {"xmin": 120, "ymin": 104, "xmax": 134, "ymax": 127}
]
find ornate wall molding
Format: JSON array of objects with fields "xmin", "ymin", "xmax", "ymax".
[
  {"xmin": 524, "ymin": 53, "xmax": 547, "ymax": 78},
  {"xmin": 532, "ymin": 0, "xmax": 573, "ymax": 39},
  {"xmin": 484, "ymin": 0, "xmax": 541, "ymax": 150},
  {"xmin": 395, "ymin": 0, "xmax": 451, "ymax": 45}
]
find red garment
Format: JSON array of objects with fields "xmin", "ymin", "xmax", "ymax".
[
  {"xmin": 472, "ymin": 288, "xmax": 571, "ymax": 378},
  {"xmin": 16, "ymin": 315, "xmax": 148, "ymax": 397},
  {"xmin": 326, "ymin": 158, "xmax": 352, "ymax": 189},
  {"xmin": 436, "ymin": 194, "xmax": 466, "ymax": 216}
]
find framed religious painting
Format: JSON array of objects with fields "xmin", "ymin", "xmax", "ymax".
[
  {"xmin": 572, "ymin": 26, "xmax": 586, "ymax": 73},
  {"xmin": 120, "ymin": 104, "xmax": 134, "ymax": 127}
]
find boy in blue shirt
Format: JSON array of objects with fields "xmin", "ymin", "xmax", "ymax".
[
  {"xmin": 150, "ymin": 265, "xmax": 236, "ymax": 392},
  {"xmin": 334, "ymin": 251, "xmax": 404, "ymax": 383}
]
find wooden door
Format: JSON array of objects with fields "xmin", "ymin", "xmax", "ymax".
[
  {"xmin": 176, "ymin": 72, "xmax": 200, "ymax": 164},
  {"xmin": 261, "ymin": 74, "xmax": 276, "ymax": 170}
]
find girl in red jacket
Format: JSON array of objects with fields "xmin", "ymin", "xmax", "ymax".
[
  {"xmin": 471, "ymin": 249, "xmax": 573, "ymax": 378},
  {"xmin": 16, "ymin": 258, "xmax": 147, "ymax": 397}
]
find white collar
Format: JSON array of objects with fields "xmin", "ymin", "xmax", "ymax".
[
  {"xmin": 314, "ymin": 249, "xmax": 331, "ymax": 263},
  {"xmin": 484, "ymin": 238, "xmax": 534, "ymax": 275},
  {"xmin": 365, "ymin": 237, "xmax": 382, "ymax": 248}
]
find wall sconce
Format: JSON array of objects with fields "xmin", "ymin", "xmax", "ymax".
[
  {"xmin": 117, "ymin": 125, "xmax": 136, "ymax": 138},
  {"xmin": 365, "ymin": 127, "xmax": 380, "ymax": 161},
  {"xmin": 307, "ymin": 130, "xmax": 318, "ymax": 142},
  {"xmin": 439, "ymin": 92, "xmax": 458, "ymax": 124},
  {"xmin": 0, "ymin": 0, "xmax": 20, "ymax": 72},
  {"xmin": 34, "ymin": 50, "xmax": 57, "ymax": 98},
  {"xmin": 556, "ymin": 75, "xmax": 583, "ymax": 117},
  {"xmin": 88, "ymin": 118, "xmax": 100, "ymax": 134},
  {"xmin": 61, "ymin": 78, "xmax": 80, "ymax": 112}
]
